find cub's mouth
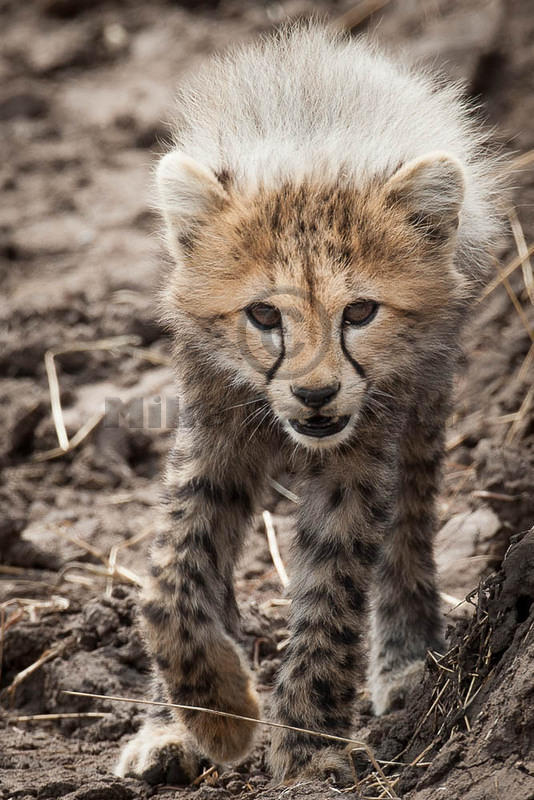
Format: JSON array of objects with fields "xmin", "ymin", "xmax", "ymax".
[{"xmin": 289, "ymin": 414, "xmax": 351, "ymax": 438}]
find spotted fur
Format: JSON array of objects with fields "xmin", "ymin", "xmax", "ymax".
[{"xmin": 116, "ymin": 22, "xmax": 503, "ymax": 785}]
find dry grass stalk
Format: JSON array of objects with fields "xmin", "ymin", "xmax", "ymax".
[
  {"xmin": 34, "ymin": 411, "xmax": 104, "ymax": 462},
  {"xmin": 8, "ymin": 712, "xmax": 108, "ymax": 723},
  {"xmin": 0, "ymin": 595, "xmax": 70, "ymax": 686},
  {"xmin": 472, "ymin": 489, "xmax": 521, "ymax": 502},
  {"xmin": 508, "ymin": 148, "xmax": 534, "ymax": 171},
  {"xmin": 440, "ymin": 592, "xmax": 464, "ymax": 609},
  {"xmin": 63, "ymin": 573, "xmax": 100, "ymax": 588},
  {"xmin": 191, "ymin": 765, "xmax": 217, "ymax": 786},
  {"xmin": 1, "ymin": 595, "xmax": 69, "ymax": 623},
  {"xmin": 263, "ymin": 510, "xmax": 289, "ymax": 589},
  {"xmin": 51, "ymin": 525, "xmax": 104, "ymax": 561},
  {"xmin": 268, "ymin": 478, "xmax": 299, "ymax": 504},
  {"xmin": 422, "ymin": 580, "xmax": 496, "ymax": 746},
  {"xmin": 478, "ymin": 241, "xmax": 534, "ymax": 302},
  {"xmin": 0, "ymin": 606, "xmax": 5, "ymax": 686},
  {"xmin": 64, "ymin": 689, "xmax": 383, "ymax": 771},
  {"xmin": 44, "ymin": 335, "xmax": 142, "ymax": 452},
  {"xmin": 5, "ymin": 638, "xmax": 73, "ymax": 701},
  {"xmin": 0, "ymin": 606, "xmax": 23, "ymax": 641},
  {"xmin": 333, "ymin": 0, "xmax": 391, "ymax": 31},
  {"xmin": 349, "ymin": 746, "xmax": 400, "ymax": 799},
  {"xmin": 51, "ymin": 524, "xmax": 143, "ymax": 589},
  {"xmin": 393, "ymin": 679, "xmax": 450, "ymax": 762},
  {"xmin": 445, "ymin": 430, "xmax": 471, "ymax": 452},
  {"xmin": 123, "ymin": 344, "xmax": 172, "ymax": 366},
  {"xmin": 499, "ymin": 269, "xmax": 534, "ymax": 342},
  {"xmin": 62, "ymin": 691, "xmax": 403, "ymax": 799},
  {"xmin": 44, "ymin": 348, "xmax": 69, "ymax": 451},
  {"xmin": 39, "ymin": 333, "xmax": 171, "ymax": 463},
  {"xmin": 0, "ymin": 565, "xmax": 28, "ymax": 575},
  {"xmin": 504, "ymin": 386, "xmax": 534, "ymax": 445},
  {"xmin": 106, "ymin": 527, "xmax": 153, "ymax": 596},
  {"xmin": 508, "ymin": 206, "xmax": 534, "ymax": 304},
  {"xmin": 427, "ymin": 650, "xmax": 454, "ymax": 673},
  {"xmin": 492, "ymin": 411, "xmax": 521, "ymax": 424},
  {"xmin": 445, "ymin": 410, "xmax": 482, "ymax": 453},
  {"xmin": 258, "ymin": 597, "xmax": 291, "ymax": 615},
  {"xmin": 517, "ymin": 341, "xmax": 534, "ymax": 384}
]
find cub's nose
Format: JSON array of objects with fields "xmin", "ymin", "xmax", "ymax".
[{"xmin": 291, "ymin": 382, "xmax": 340, "ymax": 409}]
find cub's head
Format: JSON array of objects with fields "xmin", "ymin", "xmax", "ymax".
[{"xmin": 157, "ymin": 152, "xmax": 466, "ymax": 450}]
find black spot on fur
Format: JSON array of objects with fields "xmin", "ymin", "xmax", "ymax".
[
  {"xmin": 180, "ymin": 648, "xmax": 204, "ymax": 677},
  {"xmin": 332, "ymin": 626, "xmax": 359, "ymax": 646},
  {"xmin": 175, "ymin": 528, "xmax": 219, "ymax": 569},
  {"xmin": 182, "ymin": 562, "xmax": 207, "ymax": 589},
  {"xmin": 312, "ymin": 676, "xmax": 335, "ymax": 709},
  {"xmin": 330, "ymin": 485, "xmax": 345, "ymax": 509},
  {"xmin": 215, "ymin": 168, "xmax": 232, "ymax": 189},
  {"xmin": 291, "ymin": 661, "xmax": 308, "ymax": 679},
  {"xmin": 298, "ymin": 586, "xmax": 336, "ymax": 609},
  {"xmin": 155, "ymin": 654, "xmax": 170, "ymax": 670},
  {"xmin": 322, "ymin": 714, "xmax": 352, "ymax": 732},
  {"xmin": 266, "ymin": 337, "xmax": 285, "ymax": 383},
  {"xmin": 155, "ymin": 531, "xmax": 170, "ymax": 548},
  {"xmin": 340, "ymin": 652, "xmax": 356, "ymax": 672},
  {"xmin": 176, "ymin": 477, "xmax": 252, "ymax": 516},
  {"xmin": 341, "ymin": 685, "xmax": 356, "ymax": 704},
  {"xmin": 178, "ymin": 231, "xmax": 196, "ymax": 255},
  {"xmin": 340, "ymin": 328, "xmax": 366, "ymax": 379},
  {"xmin": 367, "ymin": 501, "xmax": 392, "ymax": 525},
  {"xmin": 296, "ymin": 527, "xmax": 345, "ymax": 563},
  {"xmin": 192, "ymin": 606, "xmax": 209, "ymax": 624},
  {"xmin": 141, "ymin": 600, "xmax": 170, "ymax": 626},
  {"xmin": 351, "ymin": 537, "xmax": 381, "ymax": 566},
  {"xmin": 159, "ymin": 577, "xmax": 176, "ymax": 595},
  {"xmin": 356, "ymin": 478, "xmax": 376, "ymax": 503}
]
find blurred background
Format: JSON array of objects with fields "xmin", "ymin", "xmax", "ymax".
[{"xmin": 1, "ymin": 1, "xmax": 534, "ymax": 799}]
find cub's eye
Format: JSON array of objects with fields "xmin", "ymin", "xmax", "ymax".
[
  {"xmin": 245, "ymin": 303, "xmax": 282, "ymax": 330},
  {"xmin": 343, "ymin": 300, "xmax": 379, "ymax": 326}
]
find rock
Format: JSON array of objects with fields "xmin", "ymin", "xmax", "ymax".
[
  {"xmin": 377, "ymin": 0, "xmax": 504, "ymax": 87},
  {"xmin": 37, "ymin": 781, "xmax": 77, "ymax": 799},
  {"xmin": 64, "ymin": 782, "xmax": 134, "ymax": 800},
  {"xmin": 37, "ymin": 0, "xmax": 105, "ymax": 19},
  {"xmin": 0, "ymin": 93, "xmax": 49, "ymax": 121},
  {"xmin": 7, "ymin": 400, "xmax": 47, "ymax": 457},
  {"xmin": 436, "ymin": 506, "xmax": 501, "ymax": 599}
]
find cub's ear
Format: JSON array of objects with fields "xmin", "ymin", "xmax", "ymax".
[
  {"xmin": 383, "ymin": 152, "xmax": 465, "ymax": 243},
  {"xmin": 156, "ymin": 151, "xmax": 228, "ymax": 258}
]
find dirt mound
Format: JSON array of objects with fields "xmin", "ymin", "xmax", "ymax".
[{"xmin": 359, "ymin": 528, "xmax": 534, "ymax": 799}]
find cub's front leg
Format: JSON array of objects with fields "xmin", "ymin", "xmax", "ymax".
[
  {"xmin": 270, "ymin": 462, "xmax": 394, "ymax": 783},
  {"xmin": 116, "ymin": 420, "xmax": 266, "ymax": 781},
  {"xmin": 369, "ymin": 391, "xmax": 449, "ymax": 715}
]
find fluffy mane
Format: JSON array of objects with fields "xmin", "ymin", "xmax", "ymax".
[{"xmin": 167, "ymin": 22, "xmax": 504, "ymax": 287}]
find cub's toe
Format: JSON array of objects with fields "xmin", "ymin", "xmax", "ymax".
[
  {"xmin": 115, "ymin": 722, "xmax": 202, "ymax": 785},
  {"xmin": 270, "ymin": 731, "xmax": 353, "ymax": 787}
]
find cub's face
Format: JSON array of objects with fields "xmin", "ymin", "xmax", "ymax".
[{"xmin": 157, "ymin": 153, "xmax": 465, "ymax": 450}]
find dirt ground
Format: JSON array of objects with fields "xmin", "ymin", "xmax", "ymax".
[{"xmin": 1, "ymin": 1, "xmax": 534, "ymax": 798}]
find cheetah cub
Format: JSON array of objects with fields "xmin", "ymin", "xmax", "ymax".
[{"xmin": 116, "ymin": 23, "xmax": 501, "ymax": 785}]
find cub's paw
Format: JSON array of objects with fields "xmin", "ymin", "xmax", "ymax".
[
  {"xmin": 299, "ymin": 747, "xmax": 354, "ymax": 786},
  {"xmin": 371, "ymin": 659, "xmax": 425, "ymax": 716},
  {"xmin": 178, "ymin": 641, "xmax": 260, "ymax": 763},
  {"xmin": 114, "ymin": 721, "xmax": 202, "ymax": 785},
  {"xmin": 270, "ymin": 732, "xmax": 353, "ymax": 786}
]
